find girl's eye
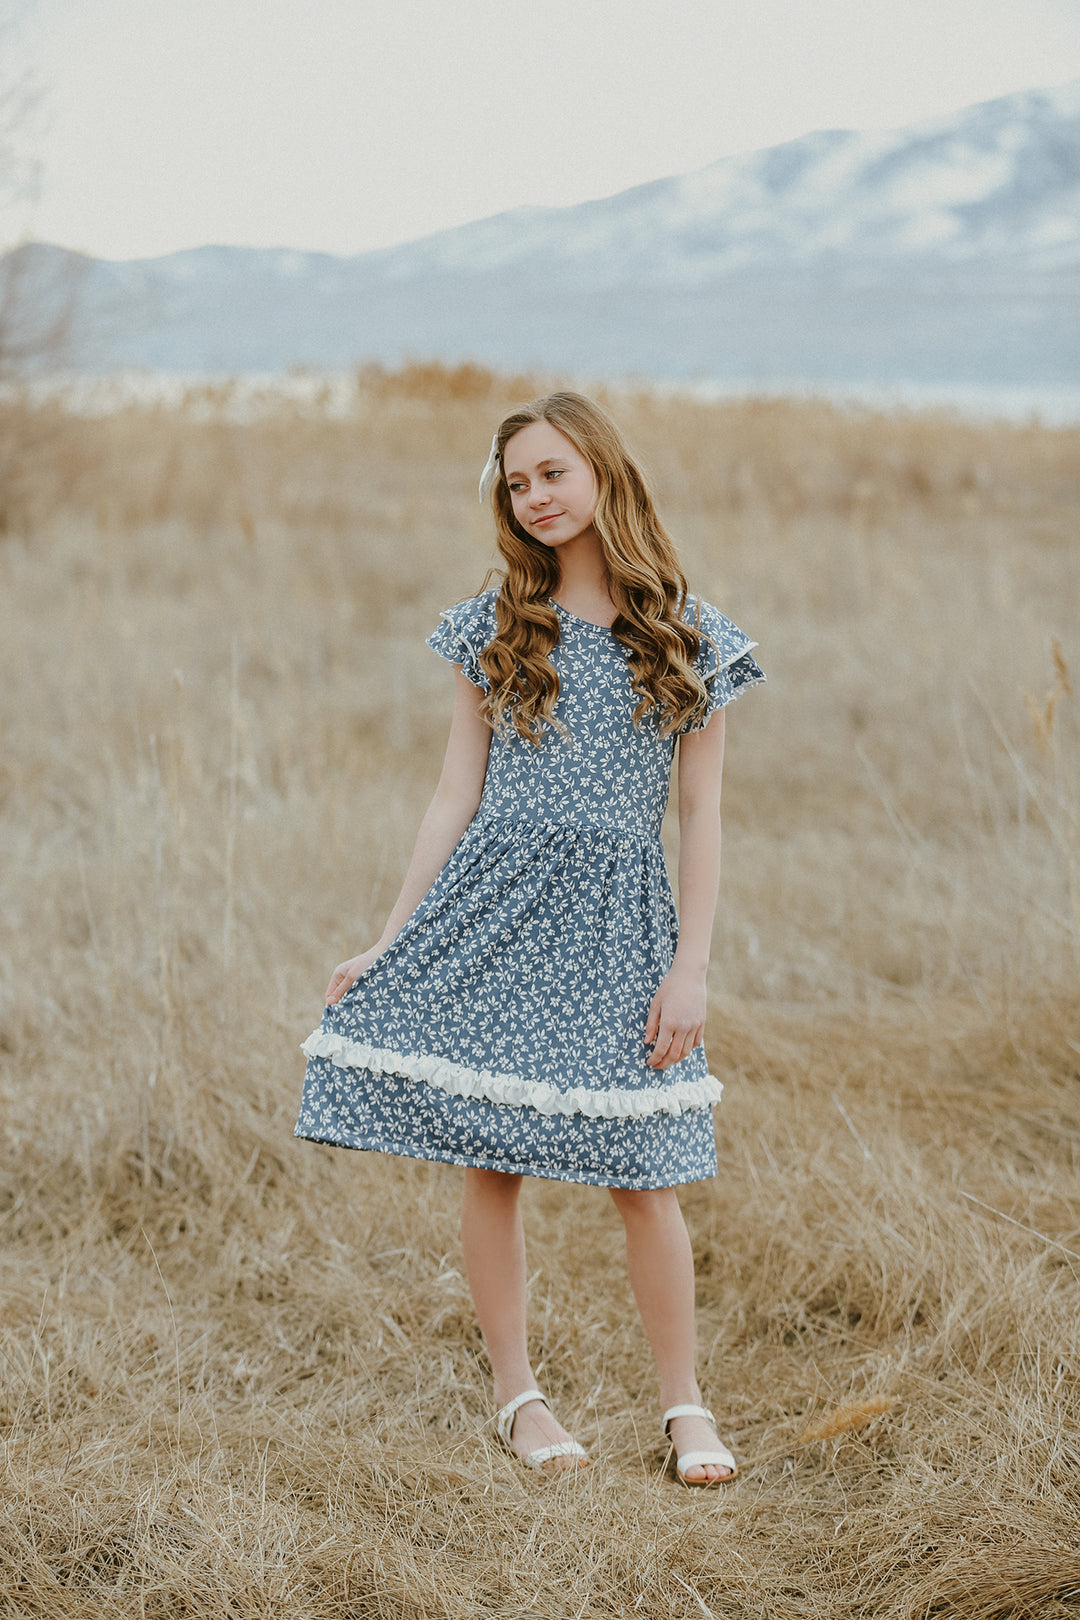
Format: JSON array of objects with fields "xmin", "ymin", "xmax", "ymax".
[
  {"xmin": 547, "ymin": 469, "xmax": 564, "ymax": 480},
  {"xmin": 508, "ymin": 482, "xmax": 526, "ymax": 493}
]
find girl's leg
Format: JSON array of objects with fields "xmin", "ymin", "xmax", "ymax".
[
  {"xmin": 460, "ymin": 1167, "xmax": 586, "ymax": 1468},
  {"xmin": 608, "ymin": 1185, "xmax": 733, "ymax": 1482}
]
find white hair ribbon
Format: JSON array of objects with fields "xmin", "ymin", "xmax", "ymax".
[{"xmin": 478, "ymin": 434, "xmax": 501, "ymax": 504}]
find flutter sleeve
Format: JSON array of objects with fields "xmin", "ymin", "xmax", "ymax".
[
  {"xmin": 425, "ymin": 589, "xmax": 499, "ymax": 693},
  {"xmin": 680, "ymin": 597, "xmax": 765, "ymax": 733}
]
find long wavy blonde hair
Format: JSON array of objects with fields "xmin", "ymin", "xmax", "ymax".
[{"xmin": 475, "ymin": 391, "xmax": 714, "ymax": 744}]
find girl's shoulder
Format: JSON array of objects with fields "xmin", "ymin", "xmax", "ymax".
[
  {"xmin": 425, "ymin": 588, "xmax": 501, "ymax": 692},
  {"xmin": 678, "ymin": 593, "xmax": 759, "ymax": 676},
  {"xmin": 430, "ymin": 586, "xmax": 500, "ymax": 635},
  {"xmin": 677, "ymin": 593, "xmax": 765, "ymax": 731}
]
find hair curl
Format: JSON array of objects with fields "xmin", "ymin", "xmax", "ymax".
[{"xmin": 474, "ymin": 391, "xmax": 714, "ymax": 744}]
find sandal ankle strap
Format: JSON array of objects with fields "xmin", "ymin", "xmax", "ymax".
[
  {"xmin": 495, "ymin": 1388, "xmax": 549, "ymax": 1446},
  {"xmin": 663, "ymin": 1403, "xmax": 715, "ymax": 1432}
]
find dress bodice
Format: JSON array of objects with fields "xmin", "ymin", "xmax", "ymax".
[
  {"xmin": 478, "ymin": 604, "xmax": 677, "ymax": 842},
  {"xmin": 428, "ymin": 590, "xmax": 764, "ymax": 844}
]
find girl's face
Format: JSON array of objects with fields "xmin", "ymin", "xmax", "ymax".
[{"xmin": 503, "ymin": 420, "xmax": 598, "ymax": 550}]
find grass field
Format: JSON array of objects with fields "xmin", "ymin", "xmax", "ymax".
[{"xmin": 0, "ymin": 365, "xmax": 1078, "ymax": 1618}]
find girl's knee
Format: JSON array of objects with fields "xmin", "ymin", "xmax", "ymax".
[
  {"xmin": 463, "ymin": 1166, "xmax": 523, "ymax": 1200},
  {"xmin": 608, "ymin": 1185, "xmax": 679, "ymax": 1222}
]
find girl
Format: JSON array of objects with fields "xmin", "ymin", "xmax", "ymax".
[{"xmin": 296, "ymin": 392, "xmax": 764, "ymax": 1483}]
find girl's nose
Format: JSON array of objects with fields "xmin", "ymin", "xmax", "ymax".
[{"xmin": 529, "ymin": 486, "xmax": 550, "ymax": 508}]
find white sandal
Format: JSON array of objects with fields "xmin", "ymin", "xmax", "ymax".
[
  {"xmin": 495, "ymin": 1388, "xmax": 589, "ymax": 1471},
  {"xmin": 663, "ymin": 1403, "xmax": 738, "ymax": 1485}
]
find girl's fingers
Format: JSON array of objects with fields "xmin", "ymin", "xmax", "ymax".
[
  {"xmin": 643, "ymin": 995, "xmax": 661, "ymax": 1044},
  {"xmin": 680, "ymin": 1028, "xmax": 704, "ymax": 1066},
  {"xmin": 647, "ymin": 1013, "xmax": 676, "ymax": 1066},
  {"xmin": 647, "ymin": 1025, "xmax": 675, "ymax": 1068},
  {"xmin": 325, "ymin": 968, "xmax": 354, "ymax": 1005},
  {"xmin": 644, "ymin": 975, "xmax": 706, "ymax": 1066},
  {"xmin": 648, "ymin": 1023, "xmax": 703, "ymax": 1069}
]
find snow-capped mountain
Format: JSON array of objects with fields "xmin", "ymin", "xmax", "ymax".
[
  {"xmin": 369, "ymin": 78, "xmax": 1080, "ymax": 281},
  {"xmin": 27, "ymin": 78, "xmax": 1080, "ymax": 383}
]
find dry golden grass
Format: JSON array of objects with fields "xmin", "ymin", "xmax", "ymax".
[
  {"xmin": 799, "ymin": 1396, "xmax": 894, "ymax": 1441},
  {"xmin": 1, "ymin": 363, "xmax": 1079, "ymax": 1618}
]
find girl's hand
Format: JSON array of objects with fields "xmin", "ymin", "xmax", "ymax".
[
  {"xmin": 644, "ymin": 966, "xmax": 707, "ymax": 1069},
  {"xmin": 325, "ymin": 945, "xmax": 383, "ymax": 1005}
]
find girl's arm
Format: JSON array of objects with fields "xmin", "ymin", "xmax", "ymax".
[
  {"xmin": 325, "ymin": 668, "xmax": 492, "ymax": 1005},
  {"xmin": 643, "ymin": 708, "xmax": 726, "ymax": 1069}
]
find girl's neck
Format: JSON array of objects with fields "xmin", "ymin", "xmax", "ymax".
[{"xmin": 550, "ymin": 532, "xmax": 615, "ymax": 626}]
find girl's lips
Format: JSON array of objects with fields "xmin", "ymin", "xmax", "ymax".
[{"xmin": 532, "ymin": 513, "xmax": 561, "ymax": 526}]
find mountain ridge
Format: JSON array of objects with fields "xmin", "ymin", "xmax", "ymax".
[{"xmin": 17, "ymin": 77, "xmax": 1080, "ymax": 383}]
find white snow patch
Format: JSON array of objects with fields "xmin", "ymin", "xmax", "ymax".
[
  {"xmin": 882, "ymin": 147, "xmax": 1014, "ymax": 213},
  {"xmin": 272, "ymin": 251, "xmax": 310, "ymax": 278}
]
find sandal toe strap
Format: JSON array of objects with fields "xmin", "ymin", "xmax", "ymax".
[{"xmin": 676, "ymin": 1446, "xmax": 737, "ymax": 1476}]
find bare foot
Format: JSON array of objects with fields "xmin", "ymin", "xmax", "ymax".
[
  {"xmin": 502, "ymin": 1397, "xmax": 589, "ymax": 1472},
  {"xmin": 666, "ymin": 1411, "xmax": 736, "ymax": 1483}
]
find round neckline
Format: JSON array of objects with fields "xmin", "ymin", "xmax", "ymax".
[{"xmin": 548, "ymin": 597, "xmax": 618, "ymax": 633}]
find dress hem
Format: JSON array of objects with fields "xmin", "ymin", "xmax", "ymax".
[{"xmin": 292, "ymin": 1124, "xmax": 719, "ymax": 1190}]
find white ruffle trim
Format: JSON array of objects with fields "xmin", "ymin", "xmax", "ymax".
[{"xmin": 300, "ymin": 1029, "xmax": 723, "ymax": 1120}]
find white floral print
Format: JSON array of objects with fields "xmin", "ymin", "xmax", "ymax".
[{"xmin": 295, "ymin": 591, "xmax": 764, "ymax": 1189}]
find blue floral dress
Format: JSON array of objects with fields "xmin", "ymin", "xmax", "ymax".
[{"xmin": 295, "ymin": 590, "xmax": 764, "ymax": 1189}]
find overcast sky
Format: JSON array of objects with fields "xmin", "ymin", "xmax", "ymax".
[{"xmin": 7, "ymin": 0, "xmax": 1080, "ymax": 261}]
